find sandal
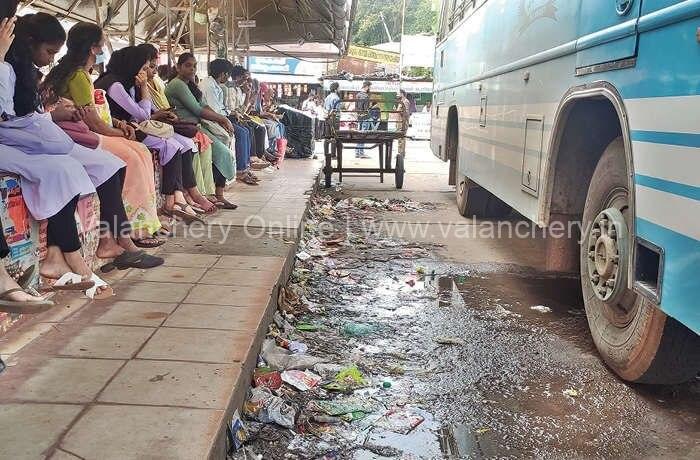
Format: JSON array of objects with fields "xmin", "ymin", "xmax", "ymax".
[
  {"xmin": 237, "ymin": 173, "xmax": 259, "ymax": 186},
  {"xmin": 161, "ymin": 203, "xmax": 205, "ymax": 225},
  {"xmin": 209, "ymin": 195, "xmax": 238, "ymax": 210},
  {"xmin": 40, "ymin": 272, "xmax": 95, "ymax": 292},
  {"xmin": 132, "ymin": 237, "xmax": 166, "ymax": 249},
  {"xmin": 0, "ymin": 288, "xmax": 54, "ymax": 314},
  {"xmin": 101, "ymin": 251, "xmax": 164, "ymax": 273},
  {"xmin": 85, "ymin": 273, "xmax": 113, "ymax": 300}
]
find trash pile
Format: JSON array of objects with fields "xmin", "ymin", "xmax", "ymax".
[{"xmin": 228, "ymin": 191, "xmax": 444, "ymax": 459}]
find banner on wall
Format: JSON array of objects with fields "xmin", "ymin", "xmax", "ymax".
[
  {"xmin": 322, "ymin": 79, "xmax": 433, "ymax": 94},
  {"xmin": 248, "ymin": 57, "xmax": 323, "ymax": 76},
  {"xmin": 347, "ymin": 45, "xmax": 400, "ymax": 65}
]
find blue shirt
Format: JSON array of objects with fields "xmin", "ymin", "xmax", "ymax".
[{"xmin": 324, "ymin": 92, "xmax": 341, "ymax": 112}]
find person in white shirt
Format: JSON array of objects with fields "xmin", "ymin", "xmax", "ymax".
[
  {"xmin": 301, "ymin": 93, "xmax": 317, "ymax": 113},
  {"xmin": 200, "ymin": 59, "xmax": 259, "ymax": 185}
]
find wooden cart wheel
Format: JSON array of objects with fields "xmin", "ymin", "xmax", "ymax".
[{"xmin": 395, "ymin": 154, "xmax": 405, "ymax": 189}]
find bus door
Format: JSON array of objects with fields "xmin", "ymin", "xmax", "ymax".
[{"xmin": 576, "ymin": 0, "xmax": 642, "ymax": 72}]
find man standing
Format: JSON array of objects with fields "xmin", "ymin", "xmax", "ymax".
[
  {"xmin": 355, "ymin": 81, "xmax": 372, "ymax": 159},
  {"xmin": 324, "ymin": 82, "xmax": 341, "ymax": 113},
  {"xmin": 396, "ymin": 89, "xmax": 411, "ymax": 156}
]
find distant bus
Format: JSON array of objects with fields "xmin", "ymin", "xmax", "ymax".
[{"xmin": 431, "ymin": 0, "xmax": 700, "ymax": 384}]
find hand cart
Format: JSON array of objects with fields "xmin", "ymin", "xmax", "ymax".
[{"xmin": 322, "ymin": 105, "xmax": 407, "ymax": 189}]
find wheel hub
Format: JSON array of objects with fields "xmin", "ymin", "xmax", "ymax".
[{"xmin": 586, "ymin": 208, "xmax": 629, "ymax": 303}]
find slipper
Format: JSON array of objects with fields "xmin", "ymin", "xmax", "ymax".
[
  {"xmin": 210, "ymin": 195, "xmax": 238, "ymax": 210},
  {"xmin": 161, "ymin": 204, "xmax": 205, "ymax": 225},
  {"xmin": 41, "ymin": 272, "xmax": 95, "ymax": 292},
  {"xmin": 132, "ymin": 237, "xmax": 166, "ymax": 249},
  {"xmin": 0, "ymin": 288, "xmax": 55, "ymax": 314},
  {"xmin": 237, "ymin": 174, "xmax": 259, "ymax": 186},
  {"xmin": 103, "ymin": 251, "xmax": 164, "ymax": 272},
  {"xmin": 85, "ymin": 273, "xmax": 113, "ymax": 300}
]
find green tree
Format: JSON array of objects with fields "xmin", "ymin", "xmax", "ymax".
[{"xmin": 351, "ymin": 0, "xmax": 439, "ymax": 47}]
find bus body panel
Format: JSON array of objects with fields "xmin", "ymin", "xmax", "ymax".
[{"xmin": 432, "ymin": 0, "xmax": 700, "ymax": 334}]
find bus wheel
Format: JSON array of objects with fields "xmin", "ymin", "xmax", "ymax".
[
  {"xmin": 456, "ymin": 174, "xmax": 511, "ymax": 218},
  {"xmin": 581, "ymin": 137, "xmax": 700, "ymax": 384}
]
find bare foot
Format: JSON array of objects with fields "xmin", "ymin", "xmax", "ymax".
[
  {"xmin": 0, "ymin": 269, "xmax": 47, "ymax": 303},
  {"xmin": 96, "ymin": 236, "xmax": 126, "ymax": 259},
  {"xmin": 40, "ymin": 246, "xmax": 74, "ymax": 280}
]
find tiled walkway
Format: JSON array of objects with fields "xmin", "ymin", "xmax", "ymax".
[{"xmin": 0, "ymin": 159, "xmax": 320, "ymax": 460}]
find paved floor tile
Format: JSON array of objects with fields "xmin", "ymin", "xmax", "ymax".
[
  {"xmin": 0, "ymin": 403, "xmax": 83, "ymax": 459},
  {"xmin": 164, "ymin": 304, "xmax": 265, "ymax": 331},
  {"xmin": 11, "ymin": 358, "xmax": 123, "ymax": 403},
  {"xmin": 49, "ymin": 449, "xmax": 83, "ymax": 459},
  {"xmin": 213, "ymin": 255, "xmax": 285, "ymax": 271},
  {"xmin": 184, "ymin": 284, "xmax": 271, "ymax": 307},
  {"xmin": 161, "ymin": 253, "xmax": 220, "ymax": 268},
  {"xmin": 138, "ymin": 328, "xmax": 253, "ymax": 363},
  {"xmin": 99, "ymin": 360, "xmax": 240, "ymax": 409},
  {"xmin": 125, "ymin": 266, "xmax": 207, "ymax": 284},
  {"xmin": 61, "ymin": 405, "xmax": 223, "ymax": 460},
  {"xmin": 95, "ymin": 301, "xmax": 178, "ymax": 327},
  {"xmin": 113, "ymin": 281, "xmax": 193, "ymax": 303},
  {"xmin": 200, "ymin": 268, "xmax": 279, "ymax": 287},
  {"xmin": 60, "ymin": 325, "xmax": 154, "ymax": 359}
]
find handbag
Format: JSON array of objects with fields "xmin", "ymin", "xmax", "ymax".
[
  {"xmin": 167, "ymin": 120, "xmax": 199, "ymax": 138},
  {"xmin": 138, "ymin": 119, "xmax": 175, "ymax": 138},
  {"xmin": 56, "ymin": 120, "xmax": 100, "ymax": 149},
  {"xmin": 201, "ymin": 119, "xmax": 232, "ymax": 146},
  {"xmin": 0, "ymin": 112, "xmax": 74, "ymax": 155}
]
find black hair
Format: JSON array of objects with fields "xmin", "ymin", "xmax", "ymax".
[
  {"xmin": 0, "ymin": 0, "xmax": 19, "ymax": 19},
  {"xmin": 106, "ymin": 46, "xmax": 149, "ymax": 91},
  {"xmin": 330, "ymin": 82, "xmax": 339, "ymax": 92},
  {"xmin": 230, "ymin": 64, "xmax": 248, "ymax": 79},
  {"xmin": 137, "ymin": 43, "xmax": 159, "ymax": 61},
  {"xmin": 43, "ymin": 22, "xmax": 103, "ymax": 98},
  {"xmin": 7, "ymin": 13, "xmax": 66, "ymax": 116},
  {"xmin": 157, "ymin": 64, "xmax": 172, "ymax": 81},
  {"xmin": 176, "ymin": 52, "xmax": 202, "ymax": 101},
  {"xmin": 208, "ymin": 59, "xmax": 230, "ymax": 79}
]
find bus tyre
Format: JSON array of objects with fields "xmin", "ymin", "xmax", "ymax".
[
  {"xmin": 581, "ymin": 137, "xmax": 700, "ymax": 384},
  {"xmin": 456, "ymin": 175, "xmax": 511, "ymax": 218}
]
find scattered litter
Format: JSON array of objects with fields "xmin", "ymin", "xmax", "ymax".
[
  {"xmin": 228, "ymin": 410, "xmax": 248, "ymax": 452},
  {"xmin": 323, "ymin": 365, "xmax": 367, "ymax": 392},
  {"xmin": 434, "ymin": 336, "xmax": 466, "ymax": 346},
  {"xmin": 342, "ymin": 322, "xmax": 377, "ymax": 337},
  {"xmin": 288, "ymin": 341, "xmax": 308, "ymax": 354},
  {"xmin": 296, "ymin": 323, "xmax": 320, "ymax": 332},
  {"xmin": 475, "ymin": 427, "xmax": 491, "ymax": 434},
  {"xmin": 253, "ymin": 368, "xmax": 282, "ymax": 390},
  {"xmin": 308, "ymin": 396, "xmax": 380, "ymax": 416},
  {"xmin": 374, "ymin": 408, "xmax": 425, "ymax": 435},
  {"xmin": 244, "ymin": 387, "xmax": 296, "ymax": 428},
  {"xmin": 530, "ymin": 305, "xmax": 552, "ymax": 313},
  {"xmin": 563, "ymin": 388, "xmax": 580, "ymax": 398},
  {"xmin": 261, "ymin": 339, "xmax": 326, "ymax": 370},
  {"xmin": 281, "ymin": 370, "xmax": 322, "ymax": 391},
  {"xmin": 296, "ymin": 251, "xmax": 311, "ymax": 261}
]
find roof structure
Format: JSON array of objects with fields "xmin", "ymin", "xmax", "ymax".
[{"xmin": 25, "ymin": 0, "xmax": 355, "ymax": 59}]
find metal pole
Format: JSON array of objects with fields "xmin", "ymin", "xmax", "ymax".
[
  {"xmin": 128, "ymin": 0, "xmax": 136, "ymax": 45},
  {"xmin": 223, "ymin": 0, "xmax": 230, "ymax": 60},
  {"xmin": 165, "ymin": 0, "xmax": 172, "ymax": 66},
  {"xmin": 189, "ymin": 0, "xmax": 196, "ymax": 53},
  {"xmin": 399, "ymin": 0, "xmax": 406, "ymax": 84},
  {"xmin": 231, "ymin": 0, "xmax": 237, "ymax": 62},
  {"xmin": 206, "ymin": 1, "xmax": 211, "ymax": 63}
]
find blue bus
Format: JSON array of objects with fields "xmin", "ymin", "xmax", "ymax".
[{"xmin": 431, "ymin": 0, "xmax": 700, "ymax": 384}]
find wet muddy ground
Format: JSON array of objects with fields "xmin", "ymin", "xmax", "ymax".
[{"xmin": 234, "ymin": 191, "xmax": 699, "ymax": 460}]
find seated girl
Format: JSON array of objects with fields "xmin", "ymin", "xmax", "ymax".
[
  {"xmin": 165, "ymin": 53, "xmax": 238, "ymax": 209},
  {"xmin": 138, "ymin": 43, "xmax": 220, "ymax": 209},
  {"xmin": 41, "ymin": 21, "xmax": 164, "ymax": 242},
  {"xmin": 1, "ymin": 11, "xmax": 162, "ymax": 284},
  {"xmin": 94, "ymin": 46, "xmax": 217, "ymax": 220}
]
